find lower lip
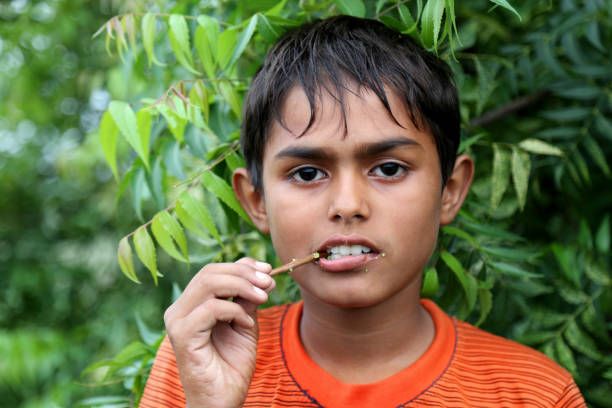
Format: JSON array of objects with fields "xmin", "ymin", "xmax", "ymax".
[{"xmin": 317, "ymin": 253, "xmax": 380, "ymax": 272}]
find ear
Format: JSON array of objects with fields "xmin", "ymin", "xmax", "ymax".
[
  {"xmin": 232, "ymin": 168, "xmax": 270, "ymax": 234},
  {"xmin": 440, "ymin": 154, "xmax": 474, "ymax": 225}
]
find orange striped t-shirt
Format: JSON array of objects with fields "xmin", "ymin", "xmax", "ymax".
[{"xmin": 140, "ymin": 299, "xmax": 586, "ymax": 407}]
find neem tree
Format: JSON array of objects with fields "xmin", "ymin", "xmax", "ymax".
[{"xmin": 86, "ymin": 0, "xmax": 611, "ymax": 405}]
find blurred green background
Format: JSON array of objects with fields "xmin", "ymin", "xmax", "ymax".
[{"xmin": 1, "ymin": 1, "xmax": 611, "ymax": 407}]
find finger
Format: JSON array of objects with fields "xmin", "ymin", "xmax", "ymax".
[
  {"xmin": 169, "ymin": 273, "xmax": 269, "ymax": 320},
  {"xmin": 235, "ymin": 258, "xmax": 275, "ymax": 293},
  {"xmin": 170, "ymin": 299, "xmax": 255, "ymax": 344}
]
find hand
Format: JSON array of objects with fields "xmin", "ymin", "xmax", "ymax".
[{"xmin": 163, "ymin": 258, "xmax": 275, "ymax": 408}]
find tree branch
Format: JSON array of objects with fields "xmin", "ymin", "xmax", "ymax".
[{"xmin": 468, "ymin": 90, "xmax": 550, "ymax": 128}]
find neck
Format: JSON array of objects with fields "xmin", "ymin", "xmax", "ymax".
[{"xmin": 299, "ymin": 282, "xmax": 434, "ymax": 384}]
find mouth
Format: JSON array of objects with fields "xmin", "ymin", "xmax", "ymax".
[{"xmin": 316, "ymin": 236, "xmax": 382, "ymax": 272}]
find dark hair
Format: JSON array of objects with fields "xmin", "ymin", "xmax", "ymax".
[{"xmin": 241, "ymin": 15, "xmax": 460, "ymax": 191}]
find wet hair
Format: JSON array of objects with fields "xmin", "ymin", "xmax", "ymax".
[{"xmin": 241, "ymin": 15, "xmax": 460, "ymax": 191}]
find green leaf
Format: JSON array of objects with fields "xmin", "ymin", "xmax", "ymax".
[
  {"xmin": 217, "ymin": 28, "xmax": 238, "ymax": 70},
  {"xmin": 141, "ymin": 13, "xmax": 164, "ymax": 67},
  {"xmin": 442, "ymin": 226, "xmax": 479, "ymax": 248},
  {"xmin": 219, "ymin": 81, "xmax": 242, "ymax": 120},
  {"xmin": 177, "ymin": 192, "xmax": 222, "ymax": 245},
  {"xmin": 585, "ymin": 20, "xmax": 605, "ymax": 51},
  {"xmin": 577, "ymin": 219, "xmax": 593, "ymax": 251},
  {"xmin": 99, "ymin": 110, "xmax": 119, "ymax": 181},
  {"xmin": 488, "ymin": 0, "xmax": 521, "ymax": 20},
  {"xmin": 398, "ymin": 5, "xmax": 417, "ymax": 31},
  {"xmin": 136, "ymin": 109, "xmax": 152, "ymax": 169},
  {"xmin": 554, "ymin": 337, "xmax": 577, "ymax": 376},
  {"xmin": 541, "ymin": 107, "xmax": 590, "ymax": 122},
  {"xmin": 421, "ymin": 0, "xmax": 446, "ymax": 49},
  {"xmin": 130, "ymin": 167, "xmax": 148, "ymax": 221},
  {"xmin": 194, "ymin": 25, "xmax": 216, "ymax": 78},
  {"xmin": 225, "ymin": 151, "xmax": 246, "ymax": 172},
  {"xmin": 517, "ymin": 331, "xmax": 557, "ymax": 345},
  {"xmin": 490, "ymin": 144, "xmax": 511, "ymax": 212},
  {"xmin": 257, "ymin": 13, "xmax": 284, "ymax": 43},
  {"xmin": 553, "ymin": 85, "xmax": 600, "ymax": 100},
  {"xmin": 458, "ymin": 132, "xmax": 486, "ymax": 154},
  {"xmin": 481, "ymin": 246, "xmax": 540, "ymax": 261},
  {"xmin": 594, "ymin": 114, "xmax": 612, "ymax": 140},
  {"xmin": 201, "ymin": 171, "xmax": 252, "ymax": 225},
  {"xmin": 583, "ymin": 135, "xmax": 610, "ymax": 176},
  {"xmin": 333, "ymin": 0, "xmax": 366, "ymax": 17},
  {"xmin": 551, "ymin": 243, "xmax": 581, "ymax": 286},
  {"xmin": 196, "ymin": 15, "xmax": 219, "ymax": 56},
  {"xmin": 161, "ymin": 140, "xmax": 186, "ymax": 180},
  {"xmin": 109, "ymin": 101, "xmax": 150, "ymax": 170},
  {"xmin": 189, "ymin": 81, "xmax": 209, "ymax": 123},
  {"xmin": 224, "ymin": 15, "xmax": 258, "ymax": 71},
  {"xmin": 157, "ymin": 103, "xmax": 186, "ymax": 143},
  {"xmin": 564, "ymin": 320, "xmax": 602, "ymax": 360},
  {"xmin": 595, "ymin": 214, "xmax": 610, "ymax": 253},
  {"xmin": 511, "ymin": 146, "xmax": 531, "ymax": 211},
  {"xmin": 134, "ymin": 226, "xmax": 159, "ymax": 285},
  {"xmin": 151, "ymin": 211, "xmax": 188, "ymax": 262},
  {"xmin": 168, "ymin": 15, "xmax": 201, "ymax": 75},
  {"xmin": 475, "ymin": 288, "xmax": 492, "ymax": 326},
  {"xmin": 146, "ymin": 157, "xmax": 165, "ymax": 210},
  {"xmin": 118, "ymin": 237, "xmax": 139, "ymax": 283},
  {"xmin": 518, "ymin": 138, "xmax": 563, "ymax": 156},
  {"xmin": 440, "ymin": 251, "xmax": 477, "ymax": 311},
  {"xmin": 488, "ymin": 261, "xmax": 541, "ymax": 279},
  {"xmin": 421, "ymin": 268, "xmax": 439, "ymax": 298}
]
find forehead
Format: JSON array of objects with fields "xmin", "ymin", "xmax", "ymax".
[{"xmin": 263, "ymin": 84, "xmax": 435, "ymax": 157}]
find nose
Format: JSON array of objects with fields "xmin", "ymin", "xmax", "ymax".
[{"xmin": 327, "ymin": 171, "xmax": 370, "ymax": 222}]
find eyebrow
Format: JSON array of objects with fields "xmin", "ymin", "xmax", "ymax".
[{"xmin": 274, "ymin": 137, "xmax": 421, "ymax": 161}]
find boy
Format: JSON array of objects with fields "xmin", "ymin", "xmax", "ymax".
[{"xmin": 140, "ymin": 16, "xmax": 585, "ymax": 407}]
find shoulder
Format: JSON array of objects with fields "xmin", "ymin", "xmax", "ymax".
[
  {"xmin": 454, "ymin": 319, "xmax": 573, "ymax": 381},
  {"xmin": 443, "ymin": 319, "xmax": 586, "ymax": 407}
]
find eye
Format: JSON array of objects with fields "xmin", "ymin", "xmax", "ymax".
[
  {"xmin": 289, "ymin": 167, "xmax": 326, "ymax": 183},
  {"xmin": 370, "ymin": 162, "xmax": 408, "ymax": 178}
]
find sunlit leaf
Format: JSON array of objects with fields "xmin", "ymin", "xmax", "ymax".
[
  {"xmin": 118, "ymin": 237, "xmax": 139, "ymax": 283},
  {"xmin": 421, "ymin": 0, "xmax": 445, "ymax": 49},
  {"xmin": 224, "ymin": 15, "xmax": 258, "ymax": 71},
  {"xmin": 333, "ymin": 0, "xmax": 366, "ymax": 17},
  {"xmin": 99, "ymin": 110, "xmax": 119, "ymax": 181},
  {"xmin": 421, "ymin": 268, "xmax": 439, "ymax": 298},
  {"xmin": 518, "ymin": 138, "xmax": 563, "ymax": 156},
  {"xmin": 511, "ymin": 146, "xmax": 531, "ymax": 211},
  {"xmin": 490, "ymin": 144, "xmax": 511, "ymax": 212},
  {"xmin": 488, "ymin": 0, "xmax": 521, "ymax": 19},
  {"xmin": 201, "ymin": 171, "xmax": 252, "ymax": 225},
  {"xmin": 151, "ymin": 211, "xmax": 187, "ymax": 262},
  {"xmin": 168, "ymin": 15, "xmax": 201, "ymax": 75},
  {"xmin": 177, "ymin": 192, "xmax": 222, "ymax": 245},
  {"xmin": 219, "ymin": 81, "xmax": 242, "ymax": 120},
  {"xmin": 109, "ymin": 101, "xmax": 149, "ymax": 170},
  {"xmin": 134, "ymin": 226, "xmax": 159, "ymax": 285},
  {"xmin": 142, "ymin": 13, "xmax": 164, "ymax": 67}
]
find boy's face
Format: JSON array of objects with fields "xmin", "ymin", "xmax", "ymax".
[{"xmin": 235, "ymin": 83, "xmax": 472, "ymax": 308}]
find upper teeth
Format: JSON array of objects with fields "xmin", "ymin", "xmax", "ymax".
[{"xmin": 327, "ymin": 245, "xmax": 372, "ymax": 259}]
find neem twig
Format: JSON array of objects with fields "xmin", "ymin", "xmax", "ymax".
[{"xmin": 270, "ymin": 251, "xmax": 326, "ymax": 277}]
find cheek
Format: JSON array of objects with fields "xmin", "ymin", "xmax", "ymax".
[{"xmin": 265, "ymin": 189, "xmax": 319, "ymax": 262}]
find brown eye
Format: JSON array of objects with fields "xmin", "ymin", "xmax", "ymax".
[
  {"xmin": 370, "ymin": 162, "xmax": 408, "ymax": 178},
  {"xmin": 290, "ymin": 167, "xmax": 326, "ymax": 183}
]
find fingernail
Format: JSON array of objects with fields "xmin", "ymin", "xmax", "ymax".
[
  {"xmin": 256, "ymin": 271, "xmax": 271, "ymax": 283},
  {"xmin": 255, "ymin": 261, "xmax": 271, "ymax": 271}
]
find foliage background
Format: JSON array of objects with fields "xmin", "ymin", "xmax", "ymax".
[{"xmin": 1, "ymin": 0, "xmax": 610, "ymax": 407}]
